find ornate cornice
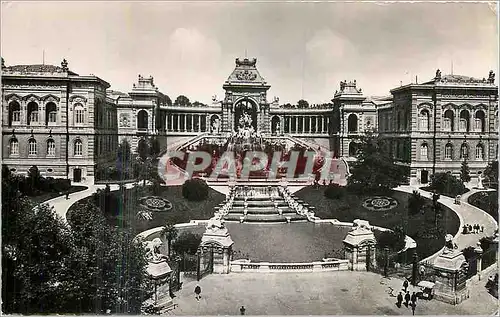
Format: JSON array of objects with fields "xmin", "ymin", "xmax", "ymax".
[
  {"xmin": 41, "ymin": 94, "xmax": 60, "ymax": 102},
  {"xmin": 22, "ymin": 94, "xmax": 41, "ymax": 102},
  {"xmin": 69, "ymin": 95, "xmax": 88, "ymax": 103}
]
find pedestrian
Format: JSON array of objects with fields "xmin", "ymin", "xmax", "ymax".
[
  {"xmin": 462, "ymin": 225, "xmax": 468, "ymax": 234},
  {"xmin": 481, "ymin": 226, "xmax": 484, "ymax": 233},
  {"xmin": 65, "ymin": 192, "xmax": 70, "ymax": 200},
  {"xmin": 240, "ymin": 306, "xmax": 246, "ymax": 315},
  {"xmin": 411, "ymin": 302, "xmax": 416, "ymax": 315},
  {"xmin": 468, "ymin": 224, "xmax": 473, "ymax": 233},
  {"xmin": 403, "ymin": 279, "xmax": 409, "ymax": 293},
  {"xmin": 404, "ymin": 291, "xmax": 411, "ymax": 307},
  {"xmin": 397, "ymin": 292, "xmax": 403, "ymax": 308},
  {"xmin": 411, "ymin": 292, "xmax": 417, "ymax": 305},
  {"xmin": 194, "ymin": 285, "xmax": 201, "ymax": 301}
]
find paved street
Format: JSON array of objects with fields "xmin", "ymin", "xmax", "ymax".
[
  {"xmin": 169, "ymin": 271, "xmax": 498, "ymax": 315},
  {"xmin": 396, "ymin": 186, "xmax": 498, "ymax": 262}
]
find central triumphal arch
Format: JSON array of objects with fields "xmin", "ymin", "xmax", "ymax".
[{"xmin": 221, "ymin": 58, "xmax": 271, "ymax": 134}]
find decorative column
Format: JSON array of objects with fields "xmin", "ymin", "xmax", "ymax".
[
  {"xmin": 302, "ymin": 116, "xmax": 305, "ymax": 133},
  {"xmin": 201, "ymin": 217, "xmax": 234, "ymax": 274},
  {"xmin": 432, "ymin": 246, "xmax": 469, "ymax": 304},
  {"xmin": 197, "ymin": 115, "xmax": 201, "ymax": 132},
  {"xmin": 183, "ymin": 115, "xmax": 187, "ymax": 132},
  {"xmin": 143, "ymin": 238, "xmax": 173, "ymax": 310},
  {"xmin": 342, "ymin": 220, "xmax": 376, "ymax": 271},
  {"xmin": 190, "ymin": 114, "xmax": 194, "ymax": 132}
]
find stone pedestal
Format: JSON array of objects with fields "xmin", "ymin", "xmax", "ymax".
[
  {"xmin": 201, "ymin": 220, "xmax": 234, "ymax": 274},
  {"xmin": 146, "ymin": 260, "xmax": 173, "ymax": 307},
  {"xmin": 343, "ymin": 220, "xmax": 376, "ymax": 271},
  {"xmin": 432, "ymin": 249, "xmax": 469, "ymax": 305}
]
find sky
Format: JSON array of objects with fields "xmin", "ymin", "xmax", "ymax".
[{"xmin": 1, "ymin": 1, "xmax": 498, "ymax": 104}]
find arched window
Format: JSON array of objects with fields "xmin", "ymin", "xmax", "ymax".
[
  {"xmin": 347, "ymin": 114, "xmax": 358, "ymax": 132},
  {"xmin": 443, "ymin": 109, "xmax": 454, "ymax": 131},
  {"xmin": 45, "ymin": 102, "xmax": 57, "ymax": 125},
  {"xmin": 8, "ymin": 101, "xmax": 21, "ymax": 127},
  {"xmin": 420, "ymin": 143, "xmax": 428, "ymax": 160},
  {"xmin": 475, "ymin": 144, "xmax": 484, "ymax": 160},
  {"xmin": 28, "ymin": 138, "xmax": 37, "ymax": 156},
  {"xmin": 474, "ymin": 110, "xmax": 485, "ymax": 132},
  {"xmin": 445, "ymin": 143, "xmax": 453, "ymax": 160},
  {"xmin": 419, "ymin": 109, "xmax": 430, "ymax": 131},
  {"xmin": 138, "ymin": 110, "xmax": 148, "ymax": 130},
  {"xmin": 47, "ymin": 139, "xmax": 56, "ymax": 156},
  {"xmin": 74, "ymin": 139, "xmax": 83, "ymax": 156},
  {"xmin": 460, "ymin": 143, "xmax": 469, "ymax": 159},
  {"xmin": 459, "ymin": 110, "xmax": 470, "ymax": 132},
  {"xmin": 9, "ymin": 138, "xmax": 19, "ymax": 156},
  {"xmin": 74, "ymin": 104, "xmax": 84, "ymax": 124},
  {"xmin": 27, "ymin": 102, "xmax": 39, "ymax": 125}
]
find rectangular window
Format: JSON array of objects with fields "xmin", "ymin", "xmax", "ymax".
[
  {"xmin": 76, "ymin": 110, "xmax": 84, "ymax": 124},
  {"xmin": 47, "ymin": 142, "xmax": 56, "ymax": 156},
  {"xmin": 12, "ymin": 111, "xmax": 20, "ymax": 122},
  {"xmin": 29, "ymin": 142, "xmax": 37, "ymax": 156},
  {"xmin": 443, "ymin": 119, "xmax": 451, "ymax": 131},
  {"xmin": 48, "ymin": 112, "xmax": 57, "ymax": 123},
  {"xmin": 29, "ymin": 111, "xmax": 38, "ymax": 123},
  {"xmin": 10, "ymin": 142, "xmax": 19, "ymax": 155}
]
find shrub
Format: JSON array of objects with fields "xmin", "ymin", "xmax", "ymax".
[
  {"xmin": 428, "ymin": 172, "xmax": 468, "ymax": 197},
  {"xmin": 172, "ymin": 232, "xmax": 202, "ymax": 255},
  {"xmin": 182, "ymin": 178, "xmax": 209, "ymax": 201},
  {"xmin": 375, "ymin": 226, "xmax": 406, "ymax": 252},
  {"xmin": 408, "ymin": 190, "xmax": 426, "ymax": 215},
  {"xmin": 324, "ymin": 183, "xmax": 346, "ymax": 200}
]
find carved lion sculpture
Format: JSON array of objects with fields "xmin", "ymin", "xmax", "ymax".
[{"xmin": 144, "ymin": 238, "xmax": 163, "ymax": 262}]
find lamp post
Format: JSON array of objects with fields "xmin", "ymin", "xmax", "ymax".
[
  {"xmin": 412, "ymin": 252, "xmax": 418, "ymax": 286},
  {"xmin": 384, "ymin": 247, "xmax": 390, "ymax": 277}
]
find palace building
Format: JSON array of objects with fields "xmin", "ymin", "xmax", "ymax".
[
  {"xmin": 2, "ymin": 57, "xmax": 498, "ymax": 184},
  {"xmin": 378, "ymin": 69, "xmax": 499, "ymax": 185},
  {"xmin": 2, "ymin": 59, "xmax": 118, "ymax": 182}
]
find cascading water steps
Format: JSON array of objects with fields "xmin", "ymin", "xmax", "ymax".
[{"xmin": 219, "ymin": 186, "xmax": 310, "ymax": 223}]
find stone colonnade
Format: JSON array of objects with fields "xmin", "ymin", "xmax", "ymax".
[
  {"xmin": 272, "ymin": 115, "xmax": 331, "ymax": 134},
  {"xmin": 166, "ymin": 113, "xmax": 214, "ymax": 133}
]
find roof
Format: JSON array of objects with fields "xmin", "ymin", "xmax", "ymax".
[
  {"xmin": 3, "ymin": 64, "xmax": 78, "ymax": 75},
  {"xmin": 223, "ymin": 58, "xmax": 269, "ymax": 88}
]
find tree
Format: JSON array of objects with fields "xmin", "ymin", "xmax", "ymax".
[
  {"xmin": 160, "ymin": 221, "xmax": 178, "ymax": 258},
  {"xmin": 174, "ymin": 95, "xmax": 191, "ymax": 107},
  {"xmin": 2, "ymin": 179, "xmax": 75, "ymax": 313},
  {"xmin": 429, "ymin": 172, "xmax": 467, "ymax": 197},
  {"xmin": 172, "ymin": 232, "xmax": 202, "ymax": 256},
  {"xmin": 26, "ymin": 165, "xmax": 42, "ymax": 194},
  {"xmin": 149, "ymin": 137, "xmax": 161, "ymax": 158},
  {"xmin": 68, "ymin": 202, "xmax": 149, "ymax": 314},
  {"xmin": 408, "ymin": 190, "xmax": 426, "ymax": 215},
  {"xmin": 297, "ymin": 99, "xmax": 309, "ymax": 109},
  {"xmin": 165, "ymin": 95, "xmax": 172, "ymax": 107},
  {"xmin": 347, "ymin": 132, "xmax": 409, "ymax": 194},
  {"xmin": 182, "ymin": 178, "xmax": 209, "ymax": 201},
  {"xmin": 484, "ymin": 160, "xmax": 498, "ymax": 189},
  {"xmin": 460, "ymin": 159, "xmax": 471, "ymax": 183}
]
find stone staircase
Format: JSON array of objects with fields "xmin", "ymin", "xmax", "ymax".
[{"xmin": 217, "ymin": 186, "xmax": 309, "ymax": 223}]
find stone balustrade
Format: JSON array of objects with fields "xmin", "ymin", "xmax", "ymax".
[{"xmin": 230, "ymin": 259, "xmax": 350, "ymax": 273}]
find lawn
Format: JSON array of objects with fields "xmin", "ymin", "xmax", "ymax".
[
  {"xmin": 295, "ymin": 186, "xmax": 460, "ymax": 260},
  {"xmin": 68, "ymin": 185, "xmax": 225, "ymax": 235},
  {"xmin": 225, "ymin": 222, "xmax": 350, "ymax": 262},
  {"xmin": 30, "ymin": 186, "xmax": 88, "ymax": 204},
  {"xmin": 468, "ymin": 191, "xmax": 498, "ymax": 222},
  {"xmin": 158, "ymin": 222, "xmax": 351, "ymax": 262}
]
